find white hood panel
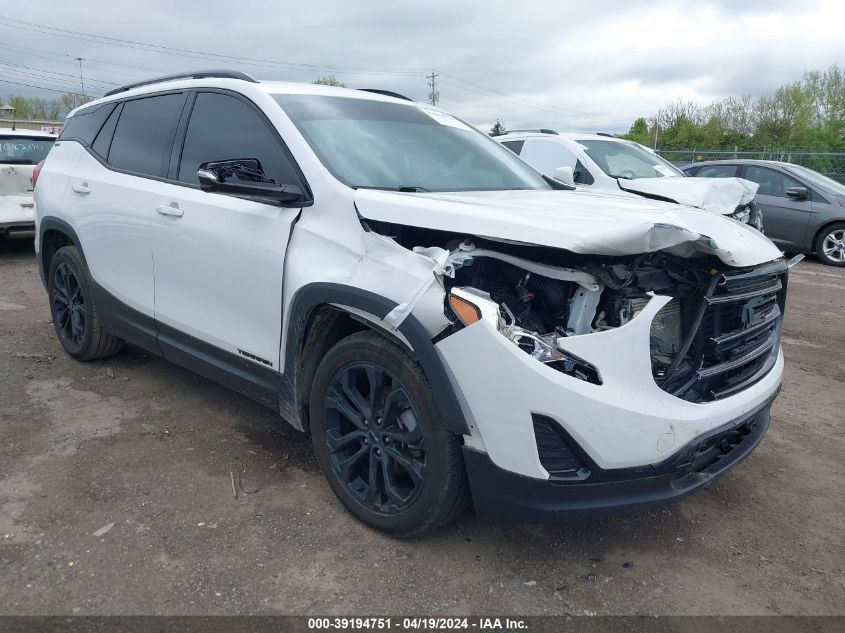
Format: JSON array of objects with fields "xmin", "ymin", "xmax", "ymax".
[
  {"xmin": 618, "ymin": 176, "xmax": 758, "ymax": 215},
  {"xmin": 354, "ymin": 188, "xmax": 782, "ymax": 268}
]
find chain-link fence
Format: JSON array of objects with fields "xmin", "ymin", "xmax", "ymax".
[{"xmin": 655, "ymin": 149, "xmax": 845, "ymax": 184}]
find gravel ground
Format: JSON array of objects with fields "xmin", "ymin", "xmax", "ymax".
[{"xmin": 0, "ymin": 240, "xmax": 843, "ymax": 616}]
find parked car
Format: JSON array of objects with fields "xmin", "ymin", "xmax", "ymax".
[
  {"xmin": 36, "ymin": 71, "xmax": 788, "ymax": 535},
  {"xmin": 1, "ymin": 128, "xmax": 56, "ymax": 239},
  {"xmin": 683, "ymin": 159, "xmax": 845, "ymax": 266},
  {"xmin": 495, "ymin": 131, "xmax": 763, "ymax": 229}
]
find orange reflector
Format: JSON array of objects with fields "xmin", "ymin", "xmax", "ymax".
[{"xmin": 449, "ymin": 294, "xmax": 481, "ymax": 325}]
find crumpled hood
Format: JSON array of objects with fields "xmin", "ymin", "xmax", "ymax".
[
  {"xmin": 617, "ymin": 176, "xmax": 758, "ymax": 215},
  {"xmin": 354, "ymin": 188, "xmax": 782, "ymax": 268}
]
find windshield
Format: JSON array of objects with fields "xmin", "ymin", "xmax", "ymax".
[
  {"xmin": 273, "ymin": 94, "xmax": 550, "ymax": 192},
  {"xmin": 0, "ymin": 135, "xmax": 54, "ymax": 164},
  {"xmin": 579, "ymin": 140, "xmax": 684, "ymax": 179},
  {"xmin": 784, "ymin": 163, "xmax": 845, "ymax": 197}
]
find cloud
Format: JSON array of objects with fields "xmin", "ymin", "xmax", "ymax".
[{"xmin": 1, "ymin": 0, "xmax": 843, "ymax": 132}]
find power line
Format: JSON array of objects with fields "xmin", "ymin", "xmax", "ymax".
[
  {"xmin": 0, "ymin": 77, "xmax": 79, "ymax": 94},
  {"xmin": 0, "ymin": 67, "xmax": 94, "ymax": 93},
  {"xmin": 0, "ymin": 60, "xmax": 117, "ymax": 87},
  {"xmin": 0, "ymin": 16, "xmax": 426, "ymax": 76}
]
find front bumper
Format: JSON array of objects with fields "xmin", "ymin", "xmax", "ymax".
[{"xmin": 465, "ymin": 398, "xmax": 773, "ymax": 527}]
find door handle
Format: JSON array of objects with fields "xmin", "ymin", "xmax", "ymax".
[
  {"xmin": 155, "ymin": 203, "xmax": 184, "ymax": 218},
  {"xmin": 71, "ymin": 182, "xmax": 90, "ymax": 194}
]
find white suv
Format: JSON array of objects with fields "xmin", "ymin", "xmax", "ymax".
[
  {"xmin": 1, "ymin": 128, "xmax": 56, "ymax": 239},
  {"xmin": 35, "ymin": 71, "xmax": 787, "ymax": 536},
  {"xmin": 495, "ymin": 131, "xmax": 764, "ymax": 229}
]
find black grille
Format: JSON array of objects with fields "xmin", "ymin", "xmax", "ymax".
[
  {"xmin": 653, "ymin": 263, "xmax": 786, "ymax": 402},
  {"xmin": 532, "ymin": 417, "xmax": 589, "ymax": 480},
  {"xmin": 665, "ymin": 409, "xmax": 767, "ymax": 486}
]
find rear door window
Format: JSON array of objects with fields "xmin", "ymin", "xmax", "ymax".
[
  {"xmin": 694, "ymin": 164, "xmax": 738, "ymax": 178},
  {"xmin": 108, "ymin": 93, "xmax": 186, "ymax": 177}
]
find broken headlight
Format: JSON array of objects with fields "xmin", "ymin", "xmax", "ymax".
[{"xmin": 447, "ymin": 287, "xmax": 602, "ymax": 384}]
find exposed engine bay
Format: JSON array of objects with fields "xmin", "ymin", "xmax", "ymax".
[
  {"xmin": 365, "ymin": 219, "xmax": 735, "ymax": 388},
  {"xmin": 441, "ymin": 239, "xmax": 720, "ymax": 383}
]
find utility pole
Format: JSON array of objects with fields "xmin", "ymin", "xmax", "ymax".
[
  {"xmin": 426, "ymin": 71, "xmax": 439, "ymax": 106},
  {"xmin": 75, "ymin": 57, "xmax": 85, "ymax": 107},
  {"xmin": 652, "ymin": 108, "xmax": 660, "ymax": 149}
]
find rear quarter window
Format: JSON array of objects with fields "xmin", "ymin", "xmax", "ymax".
[{"xmin": 59, "ymin": 102, "xmax": 116, "ymax": 146}]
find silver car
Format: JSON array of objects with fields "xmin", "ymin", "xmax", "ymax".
[{"xmin": 683, "ymin": 159, "xmax": 845, "ymax": 266}]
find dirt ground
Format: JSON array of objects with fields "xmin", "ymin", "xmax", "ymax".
[{"xmin": 0, "ymin": 240, "xmax": 842, "ymax": 616}]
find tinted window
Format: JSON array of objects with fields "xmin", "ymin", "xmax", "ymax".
[
  {"xmin": 274, "ymin": 94, "xmax": 549, "ymax": 192},
  {"xmin": 109, "ymin": 94, "xmax": 185, "ymax": 177},
  {"xmin": 178, "ymin": 92, "xmax": 299, "ymax": 187},
  {"xmin": 91, "ymin": 103, "xmax": 121, "ymax": 159},
  {"xmin": 743, "ymin": 165, "xmax": 803, "ymax": 197},
  {"xmin": 0, "ymin": 135, "xmax": 54, "ymax": 164},
  {"xmin": 59, "ymin": 102, "xmax": 116, "ymax": 145},
  {"xmin": 573, "ymin": 160, "xmax": 594, "ymax": 185},
  {"xmin": 694, "ymin": 164, "xmax": 737, "ymax": 178},
  {"xmin": 501, "ymin": 140, "xmax": 524, "ymax": 155}
]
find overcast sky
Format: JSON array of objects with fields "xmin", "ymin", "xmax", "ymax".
[{"xmin": 1, "ymin": 0, "xmax": 843, "ymax": 132}]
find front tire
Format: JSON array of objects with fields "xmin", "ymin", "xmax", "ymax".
[
  {"xmin": 309, "ymin": 331, "xmax": 469, "ymax": 537},
  {"xmin": 47, "ymin": 245, "xmax": 123, "ymax": 360},
  {"xmin": 815, "ymin": 223, "xmax": 845, "ymax": 266}
]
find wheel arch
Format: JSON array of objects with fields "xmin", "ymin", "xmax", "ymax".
[
  {"xmin": 38, "ymin": 217, "xmax": 83, "ymax": 288},
  {"xmin": 279, "ymin": 283, "xmax": 469, "ymax": 437},
  {"xmin": 811, "ymin": 218, "xmax": 845, "ymax": 254}
]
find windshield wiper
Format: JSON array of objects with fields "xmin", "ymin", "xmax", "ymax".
[{"xmin": 353, "ymin": 185, "xmax": 431, "ymax": 192}]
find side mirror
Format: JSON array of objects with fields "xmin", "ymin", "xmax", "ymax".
[
  {"xmin": 552, "ymin": 165, "xmax": 574, "ymax": 186},
  {"xmin": 785, "ymin": 186, "xmax": 809, "ymax": 200},
  {"xmin": 197, "ymin": 159, "xmax": 304, "ymax": 206}
]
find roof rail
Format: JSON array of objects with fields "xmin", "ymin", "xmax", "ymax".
[
  {"xmin": 357, "ymin": 88, "xmax": 413, "ymax": 101},
  {"xmin": 491, "ymin": 128, "xmax": 557, "ymax": 137},
  {"xmin": 104, "ymin": 70, "xmax": 258, "ymax": 97}
]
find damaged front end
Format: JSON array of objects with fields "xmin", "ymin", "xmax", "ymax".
[{"xmin": 434, "ymin": 239, "xmax": 787, "ymax": 404}]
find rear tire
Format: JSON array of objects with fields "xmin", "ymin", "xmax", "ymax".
[
  {"xmin": 815, "ymin": 223, "xmax": 845, "ymax": 267},
  {"xmin": 47, "ymin": 245, "xmax": 123, "ymax": 360},
  {"xmin": 309, "ymin": 330, "xmax": 470, "ymax": 537}
]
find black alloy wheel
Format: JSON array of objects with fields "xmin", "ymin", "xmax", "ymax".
[
  {"xmin": 52, "ymin": 261, "xmax": 86, "ymax": 348},
  {"xmin": 323, "ymin": 361, "xmax": 426, "ymax": 514},
  {"xmin": 309, "ymin": 331, "xmax": 469, "ymax": 536}
]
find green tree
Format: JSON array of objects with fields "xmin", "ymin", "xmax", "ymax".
[
  {"xmin": 620, "ymin": 65, "xmax": 845, "ymax": 152},
  {"xmin": 312, "ymin": 75, "xmax": 345, "ymax": 87},
  {"xmin": 490, "ymin": 118, "xmax": 506, "ymax": 136},
  {"xmin": 627, "ymin": 117, "xmax": 649, "ymax": 144}
]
